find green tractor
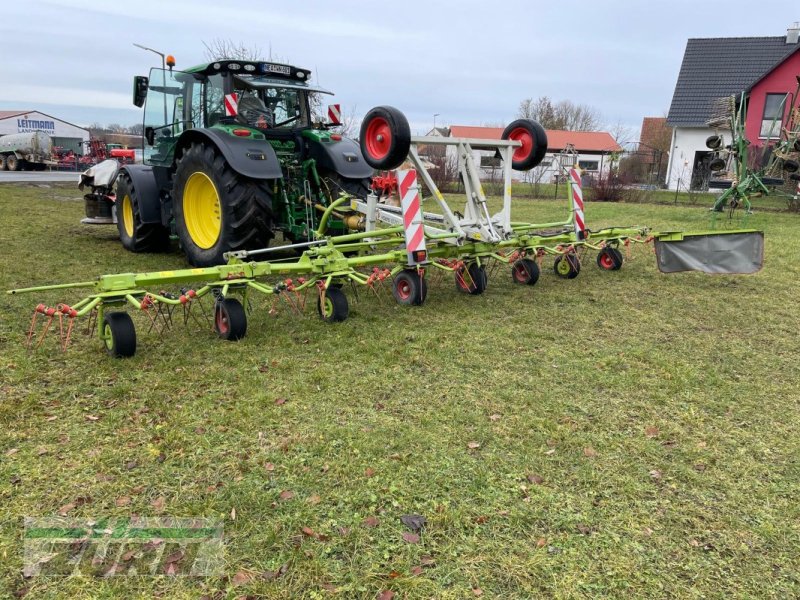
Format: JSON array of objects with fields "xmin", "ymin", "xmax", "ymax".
[{"xmin": 115, "ymin": 58, "xmax": 374, "ymax": 266}]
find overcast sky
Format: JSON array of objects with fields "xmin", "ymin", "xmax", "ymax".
[{"xmin": 1, "ymin": 1, "xmax": 798, "ymax": 136}]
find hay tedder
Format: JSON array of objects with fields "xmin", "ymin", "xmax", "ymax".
[
  {"xmin": 9, "ymin": 106, "xmax": 765, "ymax": 357},
  {"xmin": 705, "ymin": 76, "xmax": 800, "ymax": 221}
]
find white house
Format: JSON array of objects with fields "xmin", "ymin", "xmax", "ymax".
[{"xmin": 665, "ymin": 24, "xmax": 800, "ymax": 190}]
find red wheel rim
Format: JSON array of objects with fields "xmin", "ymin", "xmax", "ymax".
[
  {"xmin": 397, "ymin": 279, "xmax": 411, "ymax": 300},
  {"xmin": 513, "ymin": 263, "xmax": 527, "ymax": 282},
  {"xmin": 215, "ymin": 307, "xmax": 229, "ymax": 334},
  {"xmin": 599, "ymin": 252, "xmax": 614, "ymax": 270},
  {"xmin": 365, "ymin": 117, "xmax": 392, "ymax": 160},
  {"xmin": 508, "ymin": 127, "xmax": 533, "ymax": 162}
]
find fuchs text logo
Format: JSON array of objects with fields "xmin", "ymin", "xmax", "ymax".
[
  {"xmin": 17, "ymin": 118, "xmax": 56, "ymax": 133},
  {"xmin": 23, "ymin": 517, "xmax": 224, "ymax": 577}
]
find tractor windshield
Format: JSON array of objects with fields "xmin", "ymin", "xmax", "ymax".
[{"xmin": 233, "ymin": 75, "xmax": 326, "ymax": 130}]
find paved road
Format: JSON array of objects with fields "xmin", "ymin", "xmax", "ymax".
[{"xmin": 0, "ymin": 172, "xmax": 81, "ymax": 184}]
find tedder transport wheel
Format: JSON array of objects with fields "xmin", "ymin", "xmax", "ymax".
[
  {"xmin": 511, "ymin": 258, "xmax": 540, "ymax": 286},
  {"xmin": 501, "ymin": 119, "xmax": 548, "ymax": 171},
  {"xmin": 783, "ymin": 159, "xmax": 799, "ymax": 174},
  {"xmin": 554, "ymin": 254, "xmax": 580, "ymax": 279},
  {"xmin": 317, "ymin": 287, "xmax": 349, "ymax": 322},
  {"xmin": 214, "ymin": 298, "xmax": 247, "ymax": 341},
  {"xmin": 456, "ymin": 263, "xmax": 488, "ymax": 295},
  {"xmin": 596, "ymin": 247, "xmax": 623, "ymax": 271},
  {"xmin": 173, "ymin": 142, "xmax": 273, "ymax": 267},
  {"xmin": 102, "ymin": 312, "xmax": 136, "ymax": 358},
  {"xmin": 393, "ymin": 270, "xmax": 428, "ymax": 306},
  {"xmin": 359, "ymin": 106, "xmax": 411, "ymax": 170},
  {"xmin": 706, "ymin": 135, "xmax": 723, "ymax": 150},
  {"xmin": 116, "ymin": 171, "xmax": 170, "ymax": 253},
  {"xmin": 6, "ymin": 154, "xmax": 19, "ymax": 172},
  {"xmin": 709, "ymin": 157, "xmax": 726, "ymax": 172}
]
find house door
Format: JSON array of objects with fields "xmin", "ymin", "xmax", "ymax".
[{"xmin": 690, "ymin": 151, "xmax": 713, "ymax": 190}]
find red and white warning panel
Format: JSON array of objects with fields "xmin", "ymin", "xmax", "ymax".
[
  {"xmin": 327, "ymin": 104, "xmax": 341, "ymax": 125},
  {"xmin": 398, "ymin": 169, "xmax": 428, "ymax": 265},
  {"xmin": 224, "ymin": 93, "xmax": 239, "ymax": 117},
  {"xmin": 569, "ymin": 167, "xmax": 586, "ymax": 240}
]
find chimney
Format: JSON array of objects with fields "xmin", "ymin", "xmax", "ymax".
[{"xmin": 788, "ymin": 22, "xmax": 800, "ymax": 44}]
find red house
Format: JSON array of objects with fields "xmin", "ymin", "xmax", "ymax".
[{"xmin": 666, "ymin": 23, "xmax": 800, "ymax": 190}]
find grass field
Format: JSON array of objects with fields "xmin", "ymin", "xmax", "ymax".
[{"xmin": 1, "ymin": 183, "xmax": 799, "ymax": 599}]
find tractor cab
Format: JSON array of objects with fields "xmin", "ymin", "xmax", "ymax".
[
  {"xmin": 134, "ymin": 60, "xmax": 333, "ymax": 166},
  {"xmin": 123, "ymin": 58, "xmax": 373, "ymax": 267}
]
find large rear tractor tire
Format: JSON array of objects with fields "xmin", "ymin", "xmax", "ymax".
[
  {"xmin": 116, "ymin": 172, "xmax": 171, "ymax": 253},
  {"xmin": 173, "ymin": 142, "xmax": 274, "ymax": 267}
]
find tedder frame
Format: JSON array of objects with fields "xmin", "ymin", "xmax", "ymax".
[{"xmin": 8, "ymin": 106, "xmax": 764, "ymax": 357}]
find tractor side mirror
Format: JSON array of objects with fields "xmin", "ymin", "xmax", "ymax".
[
  {"xmin": 133, "ymin": 76, "xmax": 149, "ymax": 108},
  {"xmin": 145, "ymin": 127, "xmax": 155, "ymax": 146}
]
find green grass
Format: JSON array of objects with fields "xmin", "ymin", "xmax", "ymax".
[{"xmin": 1, "ymin": 183, "xmax": 800, "ymax": 599}]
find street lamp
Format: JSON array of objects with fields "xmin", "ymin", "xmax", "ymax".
[
  {"xmin": 433, "ymin": 113, "xmax": 440, "ymax": 132},
  {"xmin": 133, "ymin": 43, "xmax": 168, "ymax": 125}
]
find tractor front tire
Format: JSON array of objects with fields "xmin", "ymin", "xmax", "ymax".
[
  {"xmin": 116, "ymin": 172, "xmax": 171, "ymax": 253},
  {"xmin": 173, "ymin": 142, "xmax": 274, "ymax": 267}
]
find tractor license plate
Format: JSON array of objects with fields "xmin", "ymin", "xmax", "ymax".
[{"xmin": 654, "ymin": 231, "xmax": 764, "ymax": 274}]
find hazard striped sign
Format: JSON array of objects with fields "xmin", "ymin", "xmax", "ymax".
[
  {"xmin": 224, "ymin": 93, "xmax": 239, "ymax": 117},
  {"xmin": 327, "ymin": 104, "xmax": 341, "ymax": 125},
  {"xmin": 569, "ymin": 167, "xmax": 586, "ymax": 239},
  {"xmin": 398, "ymin": 169, "xmax": 427, "ymax": 265}
]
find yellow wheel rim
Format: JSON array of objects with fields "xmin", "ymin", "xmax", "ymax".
[
  {"xmin": 183, "ymin": 172, "xmax": 221, "ymax": 249},
  {"xmin": 121, "ymin": 194, "xmax": 134, "ymax": 238},
  {"xmin": 103, "ymin": 323, "xmax": 113, "ymax": 350}
]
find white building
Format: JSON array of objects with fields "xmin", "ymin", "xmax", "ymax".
[
  {"xmin": 430, "ymin": 125, "xmax": 621, "ymax": 182},
  {"xmin": 0, "ymin": 110, "xmax": 90, "ymax": 155},
  {"xmin": 665, "ymin": 26, "xmax": 800, "ymax": 190}
]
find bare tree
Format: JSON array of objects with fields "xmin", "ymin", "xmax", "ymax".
[
  {"xmin": 517, "ymin": 96, "xmax": 601, "ymax": 131},
  {"xmin": 607, "ymin": 121, "xmax": 636, "ymax": 146},
  {"xmin": 202, "ymin": 39, "xmax": 265, "ymax": 62}
]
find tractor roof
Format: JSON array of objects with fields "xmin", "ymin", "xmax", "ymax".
[{"xmin": 185, "ymin": 60, "xmax": 312, "ymax": 83}]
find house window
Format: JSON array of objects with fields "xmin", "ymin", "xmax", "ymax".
[
  {"xmin": 480, "ymin": 155, "xmax": 502, "ymax": 168},
  {"xmin": 578, "ymin": 160, "xmax": 599, "ymax": 171},
  {"xmin": 760, "ymin": 93, "xmax": 788, "ymax": 138}
]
